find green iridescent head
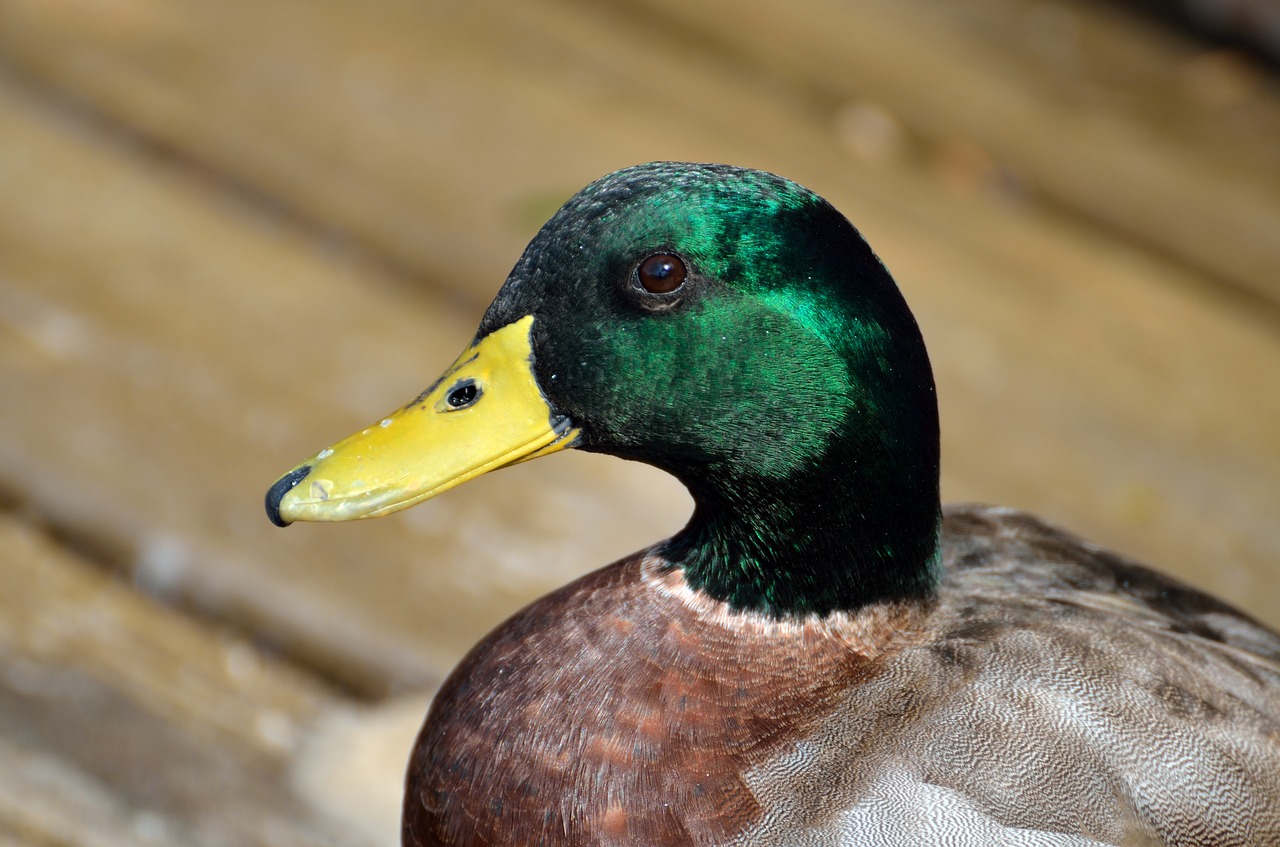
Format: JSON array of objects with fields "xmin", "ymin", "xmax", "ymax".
[
  {"xmin": 268, "ymin": 162, "xmax": 940, "ymax": 616},
  {"xmin": 483, "ymin": 162, "xmax": 941, "ymax": 613}
]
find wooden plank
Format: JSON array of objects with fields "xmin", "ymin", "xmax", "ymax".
[
  {"xmin": 0, "ymin": 0, "xmax": 1275, "ymax": 705},
  {"xmin": 0, "ymin": 0, "xmax": 1276, "ymax": 311},
  {"xmin": 0, "ymin": 511, "xmax": 361, "ymax": 847}
]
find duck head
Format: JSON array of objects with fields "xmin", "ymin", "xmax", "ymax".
[{"xmin": 267, "ymin": 162, "xmax": 940, "ymax": 616}]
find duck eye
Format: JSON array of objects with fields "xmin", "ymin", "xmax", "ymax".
[
  {"xmin": 636, "ymin": 253, "xmax": 687, "ymax": 294},
  {"xmin": 445, "ymin": 380, "xmax": 480, "ymax": 410}
]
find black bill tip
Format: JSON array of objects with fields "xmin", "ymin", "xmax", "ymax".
[{"xmin": 265, "ymin": 465, "xmax": 312, "ymax": 527}]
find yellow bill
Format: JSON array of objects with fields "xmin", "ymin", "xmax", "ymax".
[{"xmin": 266, "ymin": 315, "xmax": 577, "ymax": 526}]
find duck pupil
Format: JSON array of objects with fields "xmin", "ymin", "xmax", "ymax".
[
  {"xmin": 447, "ymin": 383, "xmax": 478, "ymax": 408},
  {"xmin": 637, "ymin": 254, "xmax": 686, "ymax": 294}
]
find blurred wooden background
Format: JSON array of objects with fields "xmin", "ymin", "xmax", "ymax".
[{"xmin": 1, "ymin": 0, "xmax": 1277, "ymax": 844}]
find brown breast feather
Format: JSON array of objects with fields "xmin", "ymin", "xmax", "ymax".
[{"xmin": 402, "ymin": 554, "xmax": 924, "ymax": 847}]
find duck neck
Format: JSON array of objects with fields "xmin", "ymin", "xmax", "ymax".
[{"xmin": 661, "ymin": 452, "xmax": 941, "ymax": 618}]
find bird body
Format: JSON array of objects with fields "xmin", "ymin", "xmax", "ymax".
[
  {"xmin": 406, "ymin": 506, "xmax": 1280, "ymax": 846},
  {"xmin": 267, "ymin": 163, "xmax": 1280, "ymax": 845}
]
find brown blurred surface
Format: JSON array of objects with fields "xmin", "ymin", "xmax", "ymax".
[{"xmin": 0, "ymin": 1, "xmax": 1277, "ymax": 844}]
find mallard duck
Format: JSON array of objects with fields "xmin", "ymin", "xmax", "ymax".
[{"xmin": 266, "ymin": 162, "xmax": 1280, "ymax": 846}]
